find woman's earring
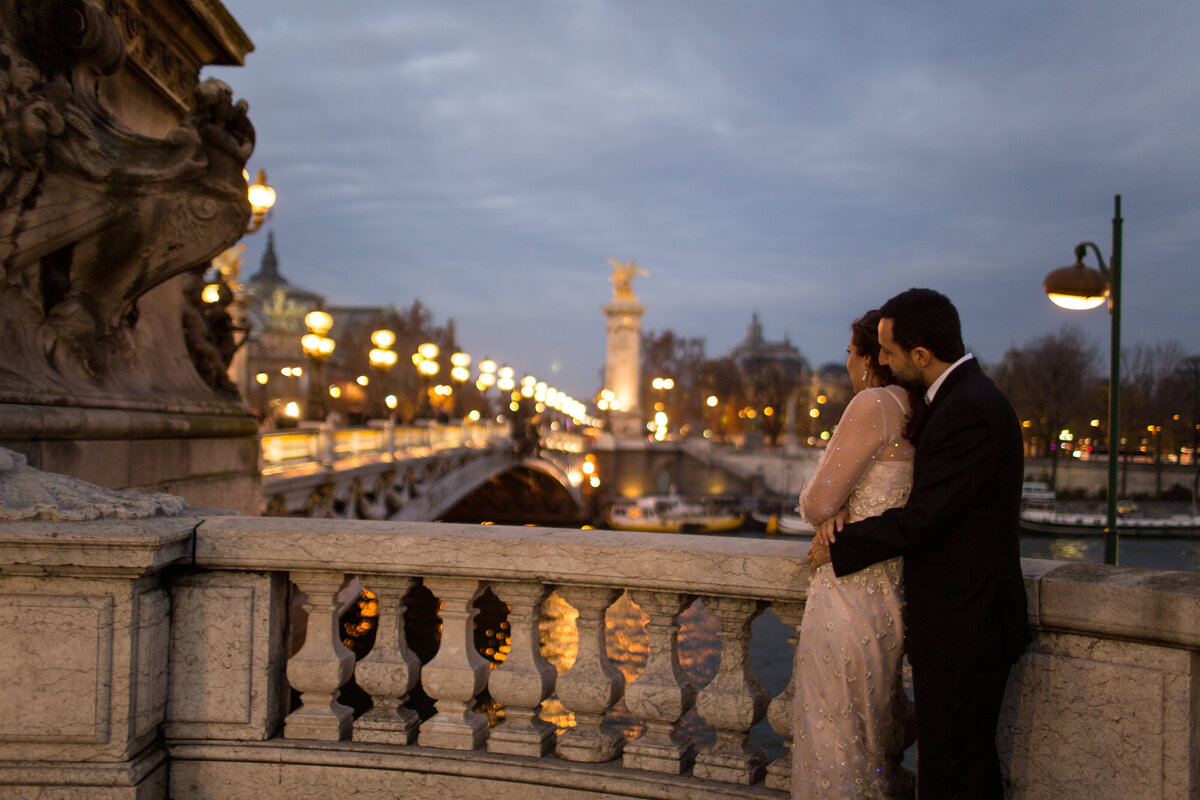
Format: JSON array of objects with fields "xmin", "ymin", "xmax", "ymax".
[{"xmin": 861, "ymin": 370, "xmax": 868, "ymax": 382}]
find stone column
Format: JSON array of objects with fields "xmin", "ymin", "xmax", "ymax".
[
  {"xmin": 554, "ymin": 585, "xmax": 625, "ymax": 762},
  {"xmin": 622, "ymin": 590, "xmax": 696, "ymax": 774},
  {"xmin": 353, "ymin": 575, "xmax": 421, "ymax": 744},
  {"xmin": 602, "ymin": 300, "xmax": 646, "ymax": 439},
  {"xmin": 764, "ymin": 600, "xmax": 805, "ymax": 792},
  {"xmin": 487, "ymin": 581, "xmax": 557, "ymax": 757},
  {"xmin": 284, "ymin": 571, "xmax": 355, "ymax": 741},
  {"xmin": 692, "ymin": 596, "xmax": 769, "ymax": 785},
  {"xmin": 417, "ymin": 577, "xmax": 489, "ymax": 750}
]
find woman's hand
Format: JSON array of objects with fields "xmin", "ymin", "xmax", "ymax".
[{"xmin": 812, "ymin": 509, "xmax": 849, "ymax": 545}]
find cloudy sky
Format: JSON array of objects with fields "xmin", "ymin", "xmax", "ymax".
[{"xmin": 207, "ymin": 1, "xmax": 1200, "ymax": 398}]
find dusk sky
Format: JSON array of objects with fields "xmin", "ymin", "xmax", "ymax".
[{"xmin": 207, "ymin": 2, "xmax": 1200, "ymax": 398}]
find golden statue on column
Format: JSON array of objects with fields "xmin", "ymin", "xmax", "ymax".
[{"xmin": 607, "ymin": 258, "xmax": 649, "ymax": 303}]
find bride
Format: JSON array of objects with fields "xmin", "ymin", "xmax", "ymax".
[{"xmin": 791, "ymin": 309, "xmax": 921, "ymax": 799}]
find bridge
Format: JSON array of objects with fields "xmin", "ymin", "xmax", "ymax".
[
  {"xmin": 256, "ymin": 422, "xmax": 826, "ymax": 526},
  {"xmin": 258, "ymin": 420, "xmax": 591, "ymax": 524}
]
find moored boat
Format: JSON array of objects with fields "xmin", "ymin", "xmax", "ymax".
[
  {"xmin": 606, "ymin": 494, "xmax": 744, "ymax": 533},
  {"xmin": 1020, "ymin": 507, "xmax": 1200, "ymax": 536}
]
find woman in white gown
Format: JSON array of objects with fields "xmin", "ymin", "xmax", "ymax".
[{"xmin": 791, "ymin": 310, "xmax": 921, "ymax": 799}]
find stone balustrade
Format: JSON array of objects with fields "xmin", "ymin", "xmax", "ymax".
[{"xmin": 2, "ymin": 514, "xmax": 1200, "ymax": 799}]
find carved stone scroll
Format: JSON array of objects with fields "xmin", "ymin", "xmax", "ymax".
[{"xmin": 0, "ymin": 447, "xmax": 185, "ymax": 521}]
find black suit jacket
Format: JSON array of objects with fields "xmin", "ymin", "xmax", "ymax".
[{"xmin": 829, "ymin": 358, "xmax": 1031, "ymax": 668}]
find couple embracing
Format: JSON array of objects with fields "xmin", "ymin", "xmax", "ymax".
[{"xmin": 790, "ymin": 288, "xmax": 1031, "ymax": 800}]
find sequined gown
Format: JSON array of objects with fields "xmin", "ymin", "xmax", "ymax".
[{"xmin": 792, "ymin": 385, "xmax": 914, "ymax": 799}]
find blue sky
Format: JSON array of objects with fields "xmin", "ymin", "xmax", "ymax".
[{"xmin": 208, "ymin": 1, "xmax": 1200, "ymax": 397}]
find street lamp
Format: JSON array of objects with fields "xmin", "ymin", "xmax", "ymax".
[
  {"xmin": 413, "ymin": 343, "xmax": 440, "ymax": 418},
  {"xmin": 1043, "ymin": 194, "xmax": 1123, "ymax": 565},
  {"xmin": 301, "ymin": 308, "xmax": 335, "ymax": 421},
  {"xmin": 246, "ymin": 169, "xmax": 277, "ymax": 233},
  {"xmin": 369, "ymin": 329, "xmax": 398, "ymax": 420}
]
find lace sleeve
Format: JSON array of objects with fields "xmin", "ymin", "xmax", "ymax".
[{"xmin": 797, "ymin": 389, "xmax": 889, "ymax": 526}]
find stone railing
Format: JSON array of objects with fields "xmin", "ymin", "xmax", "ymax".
[{"xmin": 2, "ymin": 512, "xmax": 1200, "ymax": 799}]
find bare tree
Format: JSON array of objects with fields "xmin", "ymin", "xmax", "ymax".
[
  {"xmin": 749, "ymin": 361, "xmax": 798, "ymax": 446},
  {"xmin": 993, "ymin": 326, "xmax": 1098, "ymax": 491},
  {"xmin": 1170, "ymin": 355, "xmax": 1200, "ymax": 509},
  {"xmin": 697, "ymin": 357, "xmax": 746, "ymax": 442},
  {"xmin": 641, "ymin": 329, "xmax": 707, "ymax": 435},
  {"xmin": 1125, "ymin": 341, "xmax": 1187, "ymax": 497}
]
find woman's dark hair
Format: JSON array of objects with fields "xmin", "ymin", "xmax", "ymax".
[
  {"xmin": 850, "ymin": 309, "xmax": 894, "ymax": 387},
  {"xmin": 851, "ymin": 308, "xmax": 926, "ymax": 443}
]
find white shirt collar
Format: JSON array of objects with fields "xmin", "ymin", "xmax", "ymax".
[{"xmin": 925, "ymin": 353, "xmax": 974, "ymax": 404}]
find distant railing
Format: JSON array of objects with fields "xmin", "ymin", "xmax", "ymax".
[{"xmin": 260, "ymin": 420, "xmax": 587, "ymax": 476}]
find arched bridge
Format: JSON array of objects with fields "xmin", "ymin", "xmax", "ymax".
[{"xmin": 259, "ymin": 421, "xmax": 589, "ymax": 525}]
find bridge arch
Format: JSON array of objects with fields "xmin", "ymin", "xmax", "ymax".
[{"xmin": 397, "ymin": 454, "xmax": 586, "ymax": 525}]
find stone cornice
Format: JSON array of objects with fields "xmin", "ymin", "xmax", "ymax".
[{"xmin": 101, "ymin": 0, "xmax": 254, "ymax": 112}]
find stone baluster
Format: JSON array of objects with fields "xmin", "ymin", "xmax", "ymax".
[
  {"xmin": 353, "ymin": 575, "xmax": 421, "ymax": 744},
  {"xmin": 622, "ymin": 590, "xmax": 696, "ymax": 774},
  {"xmin": 764, "ymin": 600, "xmax": 805, "ymax": 792},
  {"xmin": 554, "ymin": 585, "xmax": 625, "ymax": 762},
  {"xmin": 284, "ymin": 571, "xmax": 355, "ymax": 741},
  {"xmin": 487, "ymin": 581, "xmax": 556, "ymax": 757},
  {"xmin": 417, "ymin": 577, "xmax": 489, "ymax": 750},
  {"xmin": 692, "ymin": 596, "xmax": 770, "ymax": 785}
]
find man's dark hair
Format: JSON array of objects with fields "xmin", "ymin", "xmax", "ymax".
[{"xmin": 879, "ymin": 288, "xmax": 965, "ymax": 363}]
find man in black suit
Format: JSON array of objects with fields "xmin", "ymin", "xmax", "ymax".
[{"xmin": 808, "ymin": 288, "xmax": 1031, "ymax": 799}]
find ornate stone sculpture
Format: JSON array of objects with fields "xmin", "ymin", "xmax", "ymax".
[
  {"xmin": 0, "ymin": 446, "xmax": 185, "ymax": 521},
  {"xmin": 607, "ymin": 258, "xmax": 648, "ymax": 303},
  {"xmin": 0, "ymin": 0, "xmax": 254, "ymax": 397}
]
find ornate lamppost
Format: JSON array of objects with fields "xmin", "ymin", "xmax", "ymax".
[
  {"xmin": 450, "ymin": 352, "xmax": 471, "ymax": 418},
  {"xmin": 368, "ymin": 329, "xmax": 397, "ymax": 420},
  {"xmin": 413, "ymin": 343, "xmax": 439, "ymax": 419},
  {"xmin": 246, "ymin": 169, "xmax": 276, "ymax": 233},
  {"xmin": 650, "ymin": 376, "xmax": 674, "ymax": 441},
  {"xmin": 301, "ymin": 308, "xmax": 335, "ymax": 421},
  {"xmin": 476, "ymin": 357, "xmax": 497, "ymax": 418},
  {"xmin": 1042, "ymin": 194, "xmax": 1123, "ymax": 565}
]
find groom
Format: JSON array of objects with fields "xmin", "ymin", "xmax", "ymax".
[{"xmin": 809, "ymin": 288, "xmax": 1030, "ymax": 799}]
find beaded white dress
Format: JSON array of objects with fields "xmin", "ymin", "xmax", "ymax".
[{"xmin": 791, "ymin": 384, "xmax": 915, "ymax": 799}]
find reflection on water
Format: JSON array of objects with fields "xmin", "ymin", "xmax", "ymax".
[
  {"xmin": 536, "ymin": 592, "xmax": 725, "ymax": 746},
  {"xmin": 1019, "ymin": 532, "xmax": 1200, "ymax": 570}
]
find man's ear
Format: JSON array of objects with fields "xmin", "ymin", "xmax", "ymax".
[{"xmin": 910, "ymin": 347, "xmax": 933, "ymax": 368}]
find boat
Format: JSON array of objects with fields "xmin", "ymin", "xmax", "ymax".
[
  {"xmin": 1020, "ymin": 507, "xmax": 1200, "ymax": 536},
  {"xmin": 774, "ymin": 514, "xmax": 812, "ymax": 535},
  {"xmin": 1021, "ymin": 481, "xmax": 1057, "ymax": 509},
  {"xmin": 606, "ymin": 494, "xmax": 745, "ymax": 533}
]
